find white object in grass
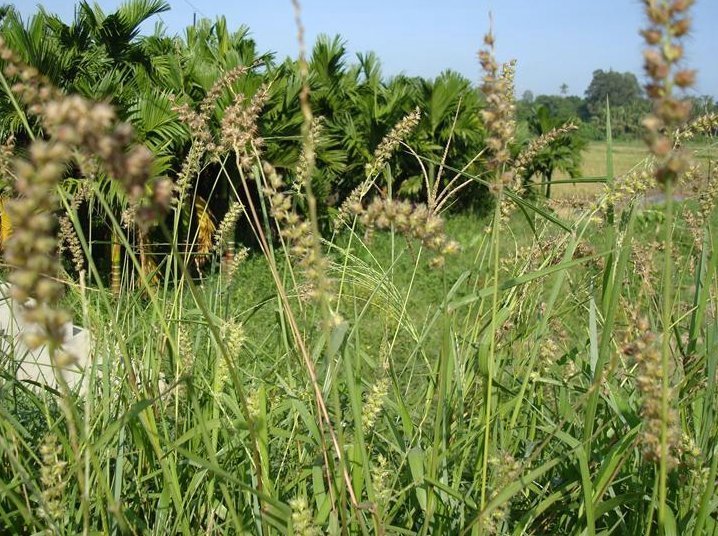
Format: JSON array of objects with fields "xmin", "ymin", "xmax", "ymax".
[{"xmin": 0, "ymin": 283, "xmax": 91, "ymax": 392}]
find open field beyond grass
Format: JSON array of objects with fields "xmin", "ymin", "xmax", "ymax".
[{"xmin": 553, "ymin": 140, "xmax": 718, "ymax": 199}]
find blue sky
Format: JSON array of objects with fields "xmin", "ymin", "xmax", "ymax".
[{"xmin": 11, "ymin": 0, "xmax": 718, "ymax": 98}]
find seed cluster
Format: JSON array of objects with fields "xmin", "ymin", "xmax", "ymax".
[
  {"xmin": 335, "ymin": 109, "xmax": 422, "ymax": 230},
  {"xmin": 215, "ymin": 319, "xmax": 245, "ymax": 390},
  {"xmin": 7, "ymin": 142, "xmax": 72, "ymax": 348},
  {"xmin": 221, "ymin": 319, "xmax": 246, "ymax": 358},
  {"xmin": 0, "ymin": 135, "xmax": 14, "ymax": 182},
  {"xmin": 513, "ymin": 122, "xmax": 578, "ymax": 180},
  {"xmin": 362, "ymin": 375, "xmax": 389, "ymax": 433},
  {"xmin": 177, "ymin": 324, "xmax": 193, "ymax": 371},
  {"xmin": 295, "ymin": 116, "xmax": 324, "ymax": 191},
  {"xmin": 264, "ymin": 162, "xmax": 333, "ymax": 301},
  {"xmin": 58, "ymin": 215, "xmax": 84, "ymax": 274},
  {"xmin": 365, "ymin": 107, "xmax": 421, "ymax": 179},
  {"xmin": 371, "ymin": 454, "xmax": 393, "ymax": 512},
  {"xmin": 171, "ymin": 65, "xmax": 249, "ymax": 201},
  {"xmin": 222, "ymin": 247, "xmax": 249, "ymax": 281},
  {"xmin": 350, "ymin": 197, "xmax": 460, "ymax": 268},
  {"xmin": 696, "ymin": 166, "xmax": 718, "ymax": 225},
  {"xmin": 289, "ymin": 496, "xmax": 320, "ymax": 536},
  {"xmin": 213, "ymin": 201, "xmax": 245, "ymax": 254},
  {"xmin": 684, "ymin": 166, "xmax": 718, "ymax": 249},
  {"xmin": 172, "ymin": 65, "xmax": 248, "ymax": 157},
  {"xmin": 482, "ymin": 452, "xmax": 522, "ymax": 534},
  {"xmin": 479, "ymin": 30, "xmax": 516, "ymax": 187},
  {"xmin": 631, "ymin": 241, "xmax": 661, "ymax": 291},
  {"xmin": 601, "ymin": 163, "xmax": 656, "ymax": 211},
  {"xmin": 38, "ymin": 434, "xmax": 67, "ymax": 523},
  {"xmin": 623, "ymin": 318, "xmax": 682, "ymax": 469},
  {"xmin": 641, "ymin": 0, "xmax": 696, "ymax": 186},
  {"xmin": 675, "ymin": 112, "xmax": 718, "ymax": 144},
  {"xmin": 220, "ymin": 85, "xmax": 270, "ymax": 170}
]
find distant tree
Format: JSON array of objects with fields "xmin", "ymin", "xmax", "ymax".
[
  {"xmin": 560, "ymin": 83, "xmax": 568, "ymax": 95},
  {"xmin": 691, "ymin": 95, "xmax": 717, "ymax": 115},
  {"xmin": 534, "ymin": 95, "xmax": 585, "ymax": 122},
  {"xmin": 588, "ymin": 99, "xmax": 652, "ymax": 139},
  {"xmin": 521, "ymin": 90, "xmax": 534, "ymax": 104},
  {"xmin": 584, "ymin": 69, "xmax": 642, "ymax": 111}
]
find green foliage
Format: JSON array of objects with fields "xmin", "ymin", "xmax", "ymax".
[
  {"xmin": 0, "ymin": 7, "xmax": 494, "ymax": 216},
  {"xmin": 584, "ymin": 68, "xmax": 643, "ymax": 112}
]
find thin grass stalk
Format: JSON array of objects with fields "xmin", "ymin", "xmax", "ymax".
[
  {"xmin": 508, "ymin": 211, "xmax": 595, "ymax": 431},
  {"xmin": 291, "ymin": 2, "xmax": 369, "ymax": 530},
  {"xmin": 605, "ymin": 98, "xmax": 615, "ymax": 226},
  {"xmin": 158, "ymin": 217, "xmax": 264, "ymax": 527},
  {"xmin": 480, "ymin": 188, "xmax": 502, "ymax": 516},
  {"xmin": 658, "ymin": 179, "xmax": 673, "ymax": 528},
  {"xmin": 231, "ymin": 150, "xmax": 357, "ymax": 524},
  {"xmin": 94, "ymin": 195, "xmax": 192, "ymax": 534},
  {"xmin": 583, "ymin": 205, "xmax": 637, "ymax": 451},
  {"xmin": 428, "ymin": 97, "xmax": 461, "ymax": 211}
]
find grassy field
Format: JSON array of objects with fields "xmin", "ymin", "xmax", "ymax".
[
  {"xmin": 2, "ymin": 2, "xmax": 718, "ymax": 533},
  {"xmin": 553, "ymin": 140, "xmax": 718, "ymax": 199},
  {"xmin": 4, "ymin": 149, "xmax": 718, "ymax": 534}
]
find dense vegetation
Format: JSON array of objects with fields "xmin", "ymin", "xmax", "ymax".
[
  {"xmin": 0, "ymin": 0, "xmax": 717, "ymax": 535},
  {"xmin": 0, "ymin": 1, "xmax": 492, "ymax": 212}
]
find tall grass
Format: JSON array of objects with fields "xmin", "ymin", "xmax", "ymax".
[{"xmin": 1, "ymin": 2, "xmax": 718, "ymax": 535}]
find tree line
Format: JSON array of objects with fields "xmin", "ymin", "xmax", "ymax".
[
  {"xmin": 0, "ymin": 0, "xmax": 596, "ymax": 280},
  {"xmin": 519, "ymin": 69, "xmax": 717, "ymax": 140}
]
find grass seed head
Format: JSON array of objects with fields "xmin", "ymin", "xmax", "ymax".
[
  {"xmin": 289, "ymin": 496, "xmax": 320, "ymax": 536},
  {"xmin": 220, "ymin": 85, "xmax": 270, "ymax": 169},
  {"xmin": 58, "ymin": 215, "xmax": 84, "ymax": 274},
  {"xmin": 479, "ymin": 28, "xmax": 517, "ymax": 182},
  {"xmin": 365, "ymin": 107, "xmax": 421, "ymax": 179},
  {"xmin": 641, "ymin": 0, "xmax": 695, "ymax": 188},
  {"xmin": 213, "ymin": 201, "xmax": 245, "ymax": 254},
  {"xmin": 38, "ymin": 434, "xmax": 68, "ymax": 523}
]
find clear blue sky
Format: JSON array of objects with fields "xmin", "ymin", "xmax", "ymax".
[{"xmin": 11, "ymin": 0, "xmax": 718, "ymax": 98}]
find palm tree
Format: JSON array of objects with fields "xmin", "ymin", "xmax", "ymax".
[
  {"xmin": 523, "ymin": 104, "xmax": 586, "ymax": 199},
  {"xmin": 0, "ymin": 0, "xmax": 174, "ymax": 292},
  {"xmin": 407, "ymin": 70, "xmax": 484, "ymax": 207}
]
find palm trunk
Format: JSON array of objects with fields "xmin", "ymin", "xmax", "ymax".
[
  {"xmin": 111, "ymin": 230, "xmax": 121, "ymax": 297},
  {"xmin": 138, "ymin": 230, "xmax": 147, "ymax": 280},
  {"xmin": 544, "ymin": 168, "xmax": 554, "ymax": 199}
]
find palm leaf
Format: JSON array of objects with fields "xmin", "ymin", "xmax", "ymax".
[{"xmin": 126, "ymin": 87, "xmax": 189, "ymax": 153}]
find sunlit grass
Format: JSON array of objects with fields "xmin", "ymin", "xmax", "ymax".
[{"xmin": 553, "ymin": 140, "xmax": 718, "ymax": 199}]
